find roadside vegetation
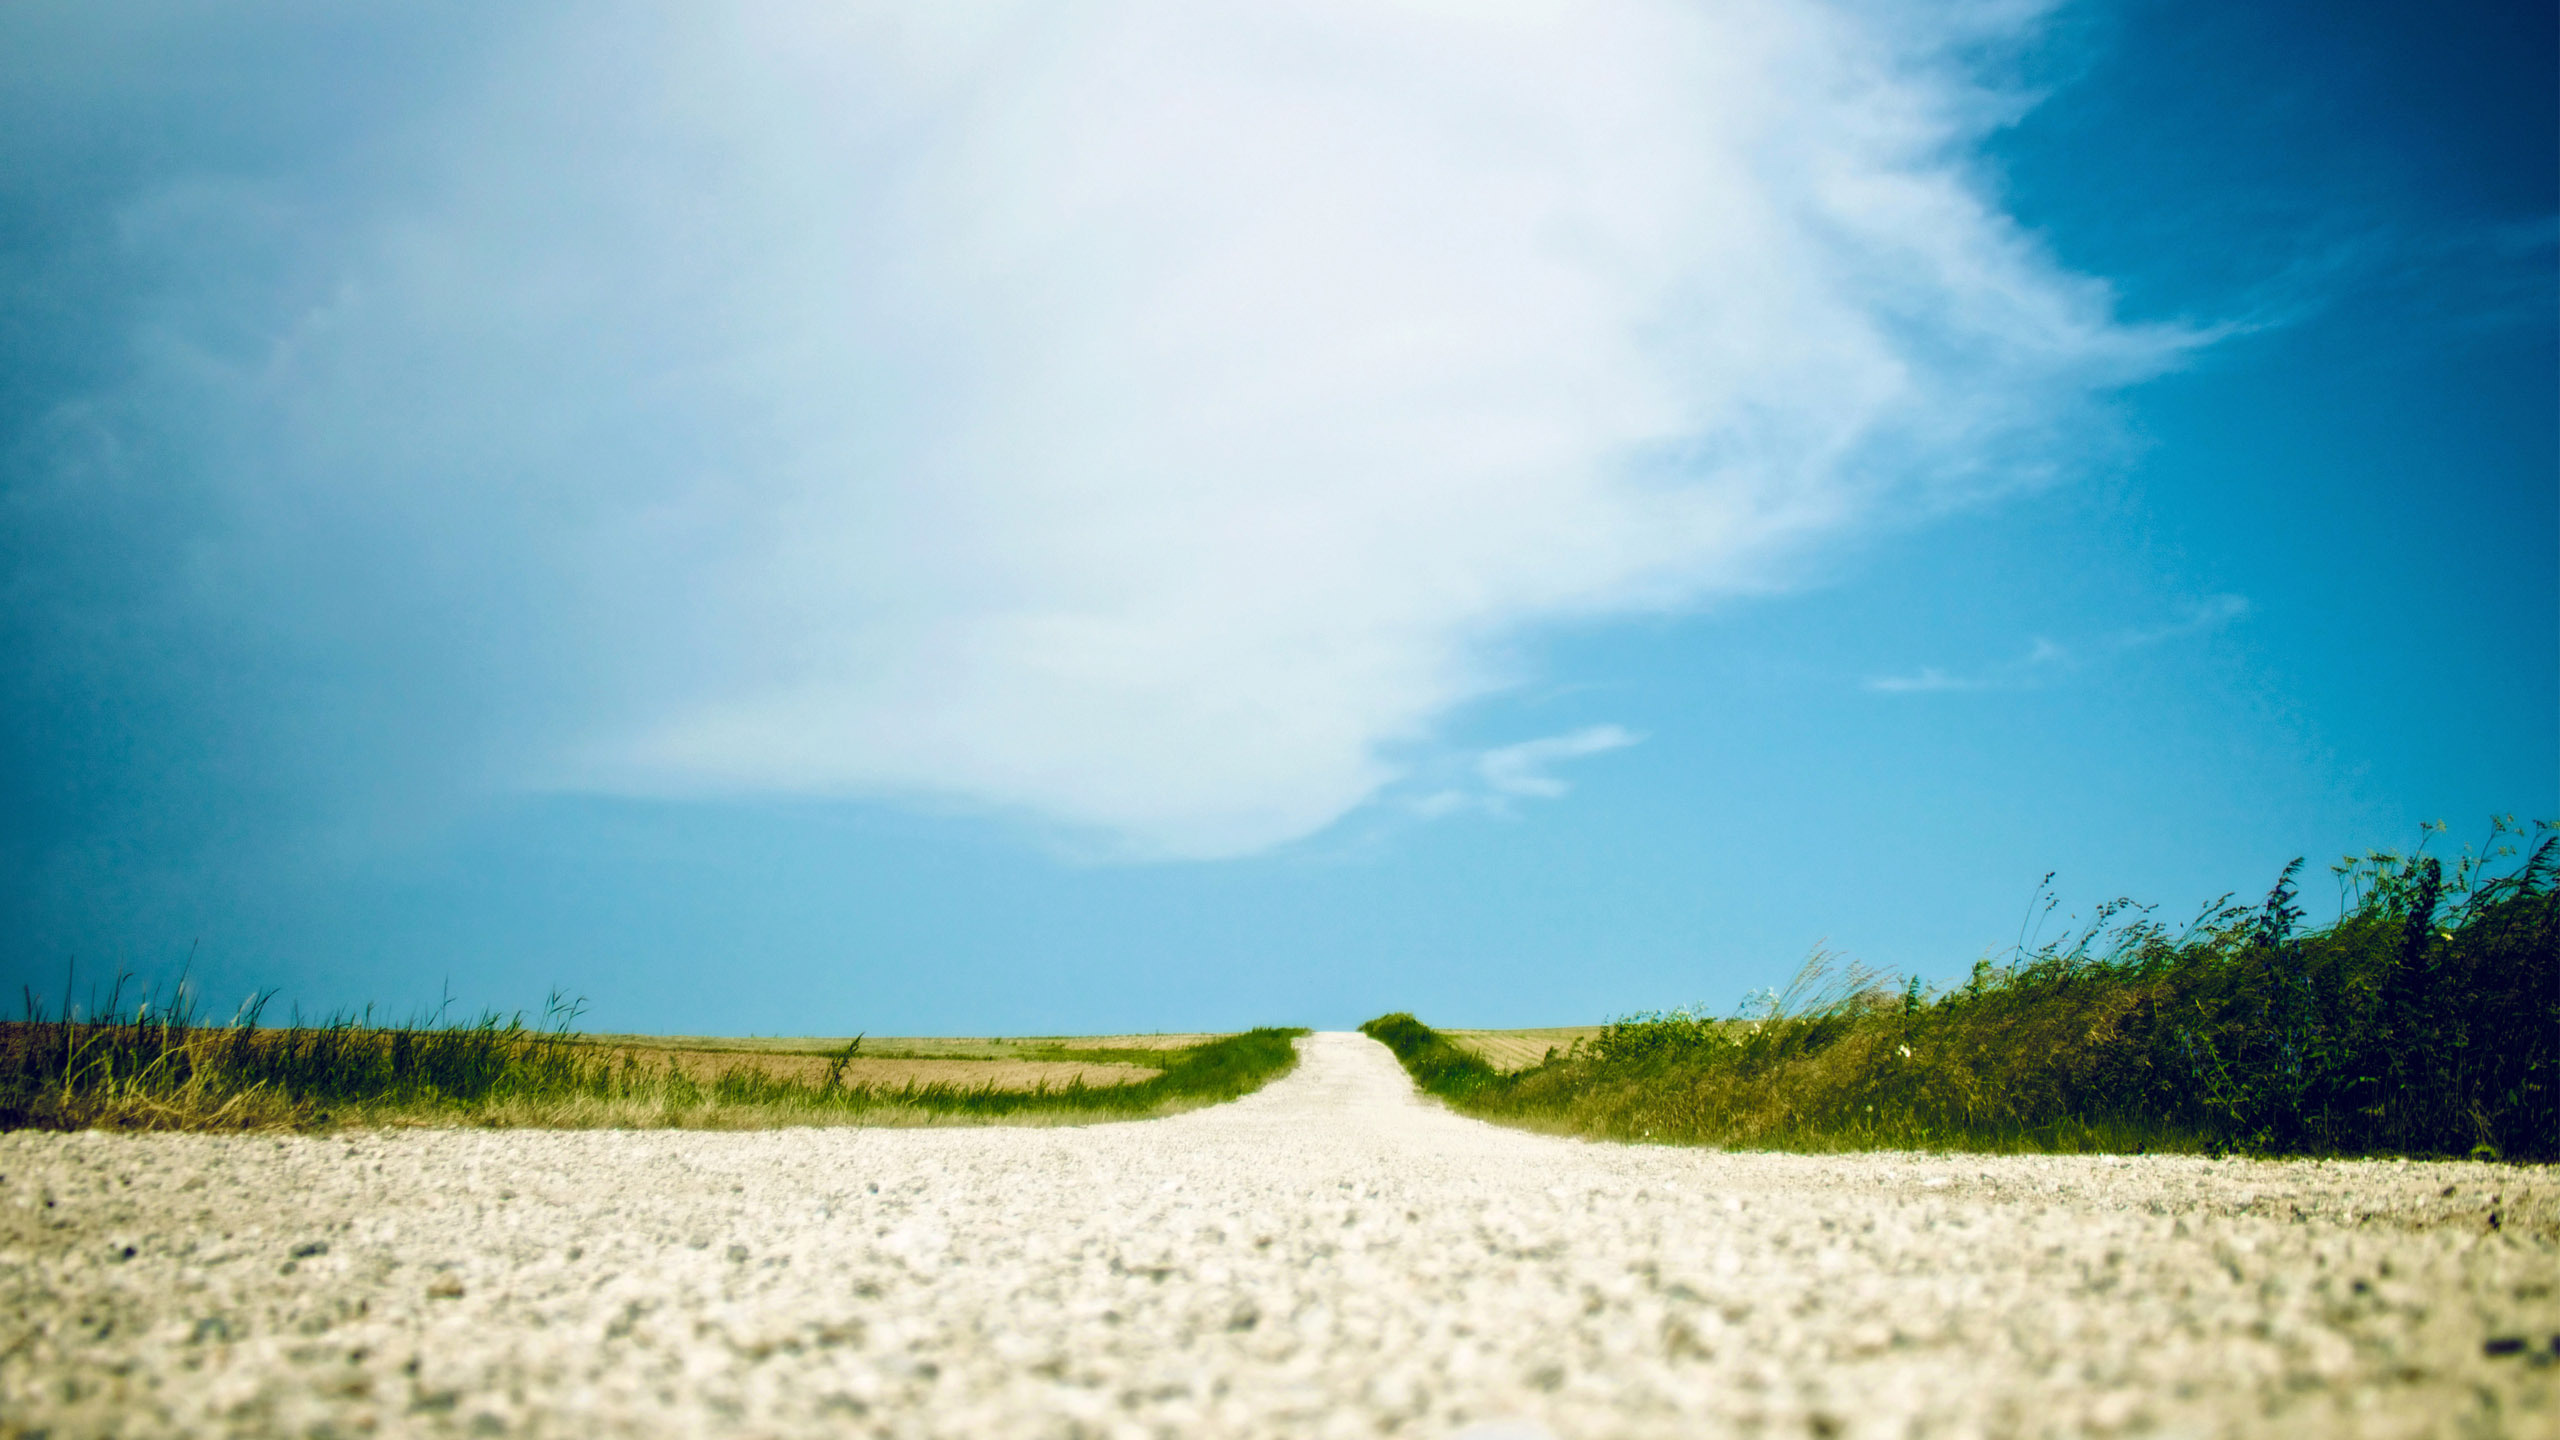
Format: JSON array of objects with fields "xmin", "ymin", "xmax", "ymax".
[
  {"xmin": 1369, "ymin": 819, "xmax": 2557, "ymax": 1160},
  {"xmin": 0, "ymin": 982, "xmax": 1305, "ymax": 1132}
]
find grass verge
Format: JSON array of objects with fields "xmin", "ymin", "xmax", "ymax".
[
  {"xmin": 1368, "ymin": 820, "xmax": 2557, "ymax": 1160},
  {"xmin": 0, "ymin": 986, "xmax": 1307, "ymax": 1133}
]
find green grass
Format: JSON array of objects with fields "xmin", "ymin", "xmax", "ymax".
[
  {"xmin": 0, "ymin": 981, "xmax": 1306, "ymax": 1132},
  {"xmin": 1369, "ymin": 819, "xmax": 2558, "ymax": 1161}
]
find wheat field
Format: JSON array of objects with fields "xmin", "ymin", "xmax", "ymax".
[{"xmin": 1440, "ymin": 1027, "xmax": 1604, "ymax": 1073}]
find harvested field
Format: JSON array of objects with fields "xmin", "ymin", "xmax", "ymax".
[
  {"xmin": 863, "ymin": 1034, "xmax": 1217, "ymax": 1057},
  {"xmin": 559, "ymin": 1033, "xmax": 1204, "ymax": 1091},
  {"xmin": 587, "ymin": 1045, "xmax": 1156, "ymax": 1090},
  {"xmin": 1442, "ymin": 1027, "xmax": 1604, "ymax": 1072},
  {"xmin": 572, "ymin": 1033, "xmax": 1212, "ymax": 1060}
]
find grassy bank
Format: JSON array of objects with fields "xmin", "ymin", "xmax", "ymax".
[
  {"xmin": 1369, "ymin": 821, "xmax": 2557, "ymax": 1160},
  {"xmin": 0, "ymin": 986, "xmax": 1306, "ymax": 1132}
]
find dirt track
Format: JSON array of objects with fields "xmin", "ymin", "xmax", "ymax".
[{"xmin": 3, "ymin": 1032, "xmax": 2553, "ymax": 1437}]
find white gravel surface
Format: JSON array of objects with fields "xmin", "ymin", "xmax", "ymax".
[{"xmin": 4, "ymin": 1031, "xmax": 2554, "ymax": 1438}]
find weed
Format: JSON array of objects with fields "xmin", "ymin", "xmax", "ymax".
[
  {"xmin": 1369, "ymin": 819, "xmax": 2557, "ymax": 1160},
  {"xmin": 0, "ymin": 971, "xmax": 1306, "ymax": 1133}
]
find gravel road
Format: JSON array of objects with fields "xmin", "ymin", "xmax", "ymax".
[{"xmin": 5, "ymin": 1032, "xmax": 2553, "ymax": 1438}]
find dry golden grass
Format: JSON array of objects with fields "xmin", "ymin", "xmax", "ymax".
[
  {"xmin": 1442, "ymin": 1027, "xmax": 1605, "ymax": 1073},
  {"xmin": 590, "ymin": 1045, "xmax": 1156, "ymax": 1090},
  {"xmin": 359, "ymin": 1093, "xmax": 1208, "ymax": 1131},
  {"xmin": 6, "ymin": 1024, "xmax": 1295, "ymax": 1133},
  {"xmin": 573, "ymin": 1033, "xmax": 1214, "ymax": 1060},
  {"xmin": 561, "ymin": 1032, "xmax": 1209, "ymax": 1089}
]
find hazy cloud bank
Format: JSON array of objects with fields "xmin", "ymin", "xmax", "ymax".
[{"xmin": 3, "ymin": 0, "xmax": 2186, "ymax": 862}]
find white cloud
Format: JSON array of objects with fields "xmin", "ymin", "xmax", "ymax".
[
  {"xmin": 1479, "ymin": 724, "xmax": 1645, "ymax": 800},
  {"xmin": 1864, "ymin": 667, "xmax": 1977, "ymax": 694},
  {"xmin": 2114, "ymin": 593, "xmax": 2251, "ymax": 649},
  {"xmin": 68, "ymin": 0, "xmax": 2189, "ymax": 858},
  {"xmin": 1865, "ymin": 595, "xmax": 2248, "ymax": 694},
  {"xmin": 1407, "ymin": 724, "xmax": 1642, "ymax": 819}
]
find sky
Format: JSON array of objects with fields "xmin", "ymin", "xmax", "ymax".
[{"xmin": 3, "ymin": 0, "xmax": 2551, "ymax": 1036}]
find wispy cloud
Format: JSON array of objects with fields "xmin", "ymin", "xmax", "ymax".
[
  {"xmin": 1481, "ymin": 725, "xmax": 1644, "ymax": 800},
  {"xmin": 5, "ymin": 0, "xmax": 2193, "ymax": 860},
  {"xmin": 1865, "ymin": 595, "xmax": 2249, "ymax": 694},
  {"xmin": 1412, "ymin": 724, "xmax": 1643, "ymax": 818},
  {"xmin": 2112, "ymin": 593, "xmax": 2251, "ymax": 650},
  {"xmin": 1864, "ymin": 667, "xmax": 1979, "ymax": 695}
]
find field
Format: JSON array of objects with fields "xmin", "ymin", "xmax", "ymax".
[
  {"xmin": 0, "ymin": 1000, "xmax": 1304, "ymax": 1132},
  {"xmin": 564, "ymin": 1033, "xmax": 1216, "ymax": 1090},
  {"xmin": 577, "ymin": 1032, "xmax": 1218, "ymax": 1058},
  {"xmin": 1440, "ymin": 1028, "xmax": 1604, "ymax": 1072},
  {"xmin": 1373, "ymin": 821, "xmax": 2559, "ymax": 1160}
]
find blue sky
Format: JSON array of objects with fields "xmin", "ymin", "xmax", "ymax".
[{"xmin": 3, "ymin": 0, "xmax": 2551, "ymax": 1035}]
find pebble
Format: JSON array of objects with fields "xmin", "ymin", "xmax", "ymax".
[{"xmin": 1, "ymin": 1032, "xmax": 2552, "ymax": 1437}]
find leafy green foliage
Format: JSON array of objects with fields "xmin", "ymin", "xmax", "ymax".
[{"xmin": 1371, "ymin": 820, "xmax": 2557, "ymax": 1159}]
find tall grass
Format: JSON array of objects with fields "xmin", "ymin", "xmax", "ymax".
[
  {"xmin": 1, "ymin": 975, "xmax": 1306, "ymax": 1132},
  {"xmin": 1369, "ymin": 820, "xmax": 2557, "ymax": 1160}
]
